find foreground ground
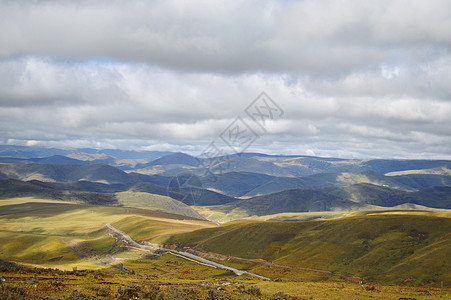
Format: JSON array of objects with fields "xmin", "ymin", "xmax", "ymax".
[{"xmin": 1, "ymin": 255, "xmax": 450, "ymax": 299}]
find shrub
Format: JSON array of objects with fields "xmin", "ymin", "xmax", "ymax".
[
  {"xmin": 91, "ymin": 286, "xmax": 111, "ymax": 297},
  {"xmin": 67, "ymin": 290, "xmax": 91, "ymax": 300},
  {"xmin": 269, "ymin": 292, "xmax": 289, "ymax": 300},
  {"xmin": 205, "ymin": 289, "xmax": 234, "ymax": 300},
  {"xmin": 142, "ymin": 285, "xmax": 161, "ymax": 300},
  {"xmin": 0, "ymin": 285, "xmax": 26, "ymax": 300},
  {"xmin": 165, "ymin": 287, "xmax": 185, "ymax": 300},
  {"xmin": 117, "ymin": 285, "xmax": 142, "ymax": 299},
  {"xmin": 245, "ymin": 286, "xmax": 262, "ymax": 296}
]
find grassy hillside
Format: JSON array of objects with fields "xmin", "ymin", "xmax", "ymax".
[
  {"xmin": 115, "ymin": 191, "xmax": 205, "ymax": 219},
  {"xmin": 167, "ymin": 213, "xmax": 451, "ymax": 286},
  {"xmin": 0, "ymin": 198, "xmax": 213, "ymax": 268},
  {"xmin": 1, "ymin": 197, "xmax": 450, "ymax": 297}
]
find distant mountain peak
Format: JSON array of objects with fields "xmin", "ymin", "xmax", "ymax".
[{"xmin": 148, "ymin": 152, "xmax": 199, "ymax": 167}]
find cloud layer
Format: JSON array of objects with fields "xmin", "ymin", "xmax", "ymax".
[{"xmin": 0, "ymin": 0, "xmax": 450, "ymax": 159}]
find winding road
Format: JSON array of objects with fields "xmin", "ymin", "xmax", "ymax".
[{"xmin": 105, "ymin": 223, "xmax": 270, "ymax": 280}]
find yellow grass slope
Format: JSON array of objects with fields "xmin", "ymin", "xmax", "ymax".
[{"xmin": 0, "ymin": 197, "xmax": 213, "ymax": 268}]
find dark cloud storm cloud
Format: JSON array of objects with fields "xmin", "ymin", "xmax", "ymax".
[{"xmin": 0, "ymin": 0, "xmax": 450, "ymax": 159}]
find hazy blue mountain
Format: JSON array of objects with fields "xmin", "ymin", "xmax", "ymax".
[
  {"xmin": 140, "ymin": 152, "xmax": 451, "ymax": 178},
  {"xmin": 230, "ymin": 188, "xmax": 358, "ymax": 215},
  {"xmin": 146, "ymin": 152, "xmax": 199, "ymax": 167},
  {"xmin": 321, "ymin": 183, "xmax": 410, "ymax": 206},
  {"xmin": 0, "ymin": 163, "xmax": 133, "ymax": 184},
  {"xmin": 361, "ymin": 159, "xmax": 451, "ymax": 174},
  {"xmin": 0, "ymin": 146, "xmax": 449, "ymax": 212},
  {"xmin": 200, "ymin": 170, "xmax": 417, "ymax": 197},
  {"xmin": 201, "ymin": 172, "xmax": 275, "ymax": 197},
  {"xmin": 388, "ymin": 174, "xmax": 451, "ymax": 190},
  {"xmin": 0, "ymin": 145, "xmax": 173, "ymax": 162},
  {"xmin": 0, "ymin": 179, "xmax": 117, "ymax": 206},
  {"xmin": 222, "ymin": 183, "xmax": 451, "ymax": 215},
  {"xmin": 409, "ymin": 186, "xmax": 451, "ymax": 209},
  {"xmin": 28, "ymin": 155, "xmax": 88, "ymax": 165},
  {"xmin": 0, "ymin": 145, "xmax": 72, "ymax": 158},
  {"xmin": 0, "ymin": 157, "xmax": 31, "ymax": 164}
]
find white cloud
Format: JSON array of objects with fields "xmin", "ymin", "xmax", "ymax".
[
  {"xmin": 0, "ymin": 1, "xmax": 450, "ymax": 159},
  {"xmin": 1, "ymin": 0, "xmax": 450, "ymax": 74}
]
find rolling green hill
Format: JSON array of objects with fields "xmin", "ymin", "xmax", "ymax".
[
  {"xmin": 115, "ymin": 191, "xmax": 205, "ymax": 219},
  {"xmin": 167, "ymin": 214, "xmax": 451, "ymax": 285}
]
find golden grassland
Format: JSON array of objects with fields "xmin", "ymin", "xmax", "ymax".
[
  {"xmin": 0, "ymin": 197, "xmax": 213, "ymax": 268},
  {"xmin": 167, "ymin": 212, "xmax": 451, "ymax": 287},
  {"xmin": 0, "ymin": 197, "xmax": 450, "ymax": 299}
]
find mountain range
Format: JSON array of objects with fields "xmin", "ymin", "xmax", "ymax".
[{"xmin": 0, "ymin": 145, "xmax": 449, "ymax": 220}]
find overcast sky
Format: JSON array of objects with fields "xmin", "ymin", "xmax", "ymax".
[{"xmin": 0, "ymin": 0, "xmax": 450, "ymax": 159}]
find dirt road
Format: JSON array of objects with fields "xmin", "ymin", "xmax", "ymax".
[{"xmin": 105, "ymin": 223, "xmax": 270, "ymax": 280}]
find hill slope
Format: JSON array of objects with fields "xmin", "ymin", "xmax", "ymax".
[
  {"xmin": 115, "ymin": 191, "xmax": 205, "ymax": 219},
  {"xmin": 167, "ymin": 214, "xmax": 451, "ymax": 285}
]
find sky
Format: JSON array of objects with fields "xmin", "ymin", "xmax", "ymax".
[{"xmin": 0, "ymin": 0, "xmax": 450, "ymax": 159}]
